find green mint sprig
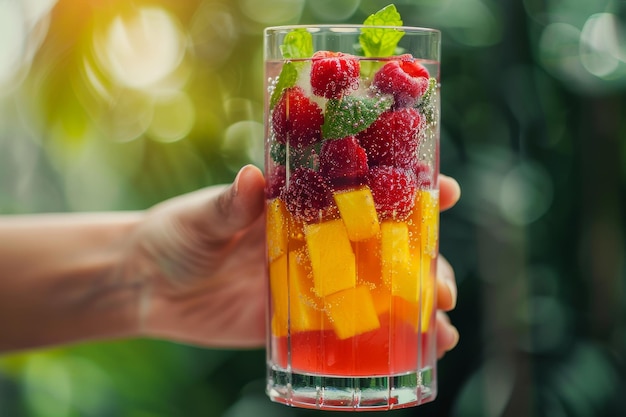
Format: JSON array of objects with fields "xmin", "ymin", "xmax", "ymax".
[
  {"xmin": 270, "ymin": 29, "xmax": 314, "ymax": 109},
  {"xmin": 359, "ymin": 4, "xmax": 405, "ymax": 57},
  {"xmin": 416, "ymin": 77, "xmax": 438, "ymax": 125},
  {"xmin": 280, "ymin": 28, "xmax": 314, "ymax": 59},
  {"xmin": 322, "ymin": 95, "xmax": 393, "ymax": 139}
]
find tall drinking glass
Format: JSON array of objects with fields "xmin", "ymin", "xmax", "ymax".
[{"xmin": 264, "ymin": 24, "xmax": 441, "ymax": 411}]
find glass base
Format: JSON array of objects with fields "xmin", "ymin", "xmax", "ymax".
[{"xmin": 266, "ymin": 365, "xmax": 436, "ymax": 411}]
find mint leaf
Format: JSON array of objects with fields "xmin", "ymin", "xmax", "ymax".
[
  {"xmin": 359, "ymin": 4, "xmax": 405, "ymax": 57},
  {"xmin": 269, "ymin": 62, "xmax": 298, "ymax": 109},
  {"xmin": 322, "ymin": 95, "xmax": 394, "ymax": 139},
  {"xmin": 416, "ymin": 77, "xmax": 438, "ymax": 125},
  {"xmin": 269, "ymin": 29, "xmax": 314, "ymax": 109},
  {"xmin": 280, "ymin": 28, "xmax": 313, "ymax": 59}
]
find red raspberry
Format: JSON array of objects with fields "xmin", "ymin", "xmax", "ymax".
[
  {"xmin": 266, "ymin": 164, "xmax": 286, "ymax": 199},
  {"xmin": 282, "ymin": 167, "xmax": 333, "ymax": 222},
  {"xmin": 372, "ymin": 58, "xmax": 430, "ymax": 107},
  {"xmin": 357, "ymin": 108, "xmax": 422, "ymax": 169},
  {"xmin": 272, "ymin": 86, "xmax": 324, "ymax": 149},
  {"xmin": 319, "ymin": 136, "xmax": 369, "ymax": 189},
  {"xmin": 368, "ymin": 165, "xmax": 417, "ymax": 220},
  {"xmin": 310, "ymin": 51, "xmax": 360, "ymax": 99},
  {"xmin": 407, "ymin": 160, "xmax": 434, "ymax": 189}
]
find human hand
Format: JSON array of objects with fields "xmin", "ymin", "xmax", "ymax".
[{"xmin": 122, "ymin": 165, "xmax": 460, "ymax": 354}]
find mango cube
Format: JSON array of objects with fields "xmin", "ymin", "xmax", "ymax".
[
  {"xmin": 333, "ymin": 186, "xmax": 380, "ymax": 241},
  {"xmin": 380, "ymin": 221, "xmax": 415, "ymax": 297},
  {"xmin": 269, "ymin": 250, "xmax": 325, "ymax": 336},
  {"xmin": 419, "ymin": 259, "xmax": 435, "ymax": 332},
  {"xmin": 266, "ymin": 199, "xmax": 289, "ymax": 262},
  {"xmin": 324, "ymin": 286, "xmax": 380, "ymax": 339},
  {"xmin": 408, "ymin": 190, "xmax": 439, "ymax": 257},
  {"xmin": 305, "ymin": 219, "xmax": 356, "ymax": 297}
]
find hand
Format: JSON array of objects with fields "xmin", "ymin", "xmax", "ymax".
[{"xmin": 121, "ymin": 165, "xmax": 461, "ymax": 355}]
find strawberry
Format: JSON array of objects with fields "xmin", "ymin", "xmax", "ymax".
[
  {"xmin": 310, "ymin": 51, "xmax": 360, "ymax": 99},
  {"xmin": 357, "ymin": 108, "xmax": 422, "ymax": 169},
  {"xmin": 266, "ymin": 164, "xmax": 286, "ymax": 199},
  {"xmin": 282, "ymin": 167, "xmax": 333, "ymax": 222},
  {"xmin": 372, "ymin": 58, "xmax": 430, "ymax": 108},
  {"xmin": 319, "ymin": 136, "xmax": 369, "ymax": 189},
  {"xmin": 272, "ymin": 86, "xmax": 324, "ymax": 149},
  {"xmin": 367, "ymin": 165, "xmax": 417, "ymax": 220}
]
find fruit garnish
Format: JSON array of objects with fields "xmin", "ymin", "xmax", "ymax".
[
  {"xmin": 359, "ymin": 4, "xmax": 405, "ymax": 58},
  {"xmin": 372, "ymin": 60, "xmax": 430, "ymax": 108},
  {"xmin": 357, "ymin": 108, "xmax": 421, "ymax": 169},
  {"xmin": 322, "ymin": 95, "xmax": 393, "ymax": 139},
  {"xmin": 282, "ymin": 167, "xmax": 333, "ymax": 222},
  {"xmin": 272, "ymin": 86, "xmax": 324, "ymax": 149},
  {"xmin": 310, "ymin": 51, "xmax": 360, "ymax": 99},
  {"xmin": 367, "ymin": 165, "xmax": 417, "ymax": 220},
  {"xmin": 319, "ymin": 136, "xmax": 369, "ymax": 189}
]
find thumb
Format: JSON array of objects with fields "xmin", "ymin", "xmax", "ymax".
[{"xmin": 201, "ymin": 164, "xmax": 266, "ymax": 241}]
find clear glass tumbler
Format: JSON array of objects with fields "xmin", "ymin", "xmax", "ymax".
[{"xmin": 264, "ymin": 24, "xmax": 441, "ymax": 411}]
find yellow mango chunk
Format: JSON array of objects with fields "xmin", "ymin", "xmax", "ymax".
[
  {"xmin": 419, "ymin": 257, "xmax": 435, "ymax": 332},
  {"xmin": 266, "ymin": 199, "xmax": 289, "ymax": 262},
  {"xmin": 269, "ymin": 250, "xmax": 325, "ymax": 336},
  {"xmin": 269, "ymin": 254, "xmax": 289, "ymax": 334},
  {"xmin": 333, "ymin": 186, "xmax": 380, "ymax": 241},
  {"xmin": 287, "ymin": 249, "xmax": 325, "ymax": 332},
  {"xmin": 408, "ymin": 190, "xmax": 439, "ymax": 257},
  {"xmin": 305, "ymin": 219, "xmax": 356, "ymax": 297},
  {"xmin": 391, "ymin": 255, "xmax": 435, "ymax": 332},
  {"xmin": 324, "ymin": 286, "xmax": 380, "ymax": 339},
  {"xmin": 380, "ymin": 221, "xmax": 415, "ymax": 297}
]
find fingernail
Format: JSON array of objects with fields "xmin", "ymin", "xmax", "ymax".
[
  {"xmin": 233, "ymin": 165, "xmax": 249, "ymax": 196},
  {"xmin": 446, "ymin": 280, "xmax": 457, "ymax": 309}
]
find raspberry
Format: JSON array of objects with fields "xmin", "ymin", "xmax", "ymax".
[
  {"xmin": 319, "ymin": 136, "xmax": 369, "ymax": 189},
  {"xmin": 412, "ymin": 160, "xmax": 434, "ymax": 189},
  {"xmin": 357, "ymin": 108, "xmax": 422, "ymax": 169},
  {"xmin": 367, "ymin": 165, "xmax": 417, "ymax": 220},
  {"xmin": 310, "ymin": 51, "xmax": 360, "ymax": 99},
  {"xmin": 272, "ymin": 86, "xmax": 324, "ymax": 149},
  {"xmin": 266, "ymin": 164, "xmax": 286, "ymax": 199},
  {"xmin": 282, "ymin": 167, "xmax": 333, "ymax": 222},
  {"xmin": 372, "ymin": 58, "xmax": 430, "ymax": 108}
]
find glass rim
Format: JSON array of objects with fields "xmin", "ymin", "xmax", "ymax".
[{"xmin": 264, "ymin": 24, "xmax": 440, "ymax": 35}]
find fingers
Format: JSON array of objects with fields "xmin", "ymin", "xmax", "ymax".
[
  {"xmin": 436, "ymin": 255, "xmax": 457, "ymax": 311},
  {"xmin": 436, "ymin": 311, "xmax": 459, "ymax": 359},
  {"xmin": 201, "ymin": 164, "xmax": 266, "ymax": 241},
  {"xmin": 440, "ymin": 174, "xmax": 461, "ymax": 211}
]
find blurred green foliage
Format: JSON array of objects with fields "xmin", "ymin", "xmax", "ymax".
[{"xmin": 1, "ymin": 0, "xmax": 625, "ymax": 416}]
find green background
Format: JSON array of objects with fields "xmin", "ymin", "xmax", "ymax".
[{"xmin": 1, "ymin": 0, "xmax": 625, "ymax": 416}]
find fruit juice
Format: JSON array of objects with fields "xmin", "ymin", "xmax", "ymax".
[{"xmin": 265, "ymin": 56, "xmax": 439, "ymax": 374}]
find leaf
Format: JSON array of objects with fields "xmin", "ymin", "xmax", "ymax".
[
  {"xmin": 359, "ymin": 4, "xmax": 405, "ymax": 57},
  {"xmin": 416, "ymin": 77, "xmax": 438, "ymax": 125},
  {"xmin": 280, "ymin": 28, "xmax": 313, "ymax": 59},
  {"xmin": 322, "ymin": 95, "xmax": 394, "ymax": 139},
  {"xmin": 269, "ymin": 62, "xmax": 298, "ymax": 109}
]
